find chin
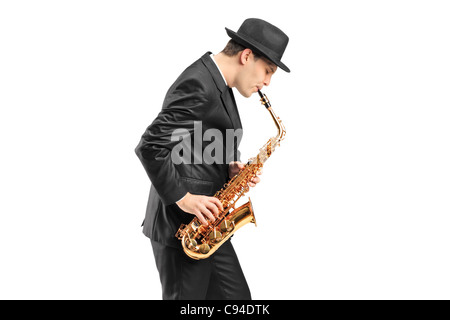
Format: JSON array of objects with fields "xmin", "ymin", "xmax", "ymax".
[{"xmin": 237, "ymin": 88, "xmax": 253, "ymax": 98}]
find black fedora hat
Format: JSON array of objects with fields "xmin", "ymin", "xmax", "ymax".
[{"xmin": 225, "ymin": 18, "xmax": 290, "ymax": 73}]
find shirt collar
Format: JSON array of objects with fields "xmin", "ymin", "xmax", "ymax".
[{"xmin": 210, "ymin": 53, "xmax": 228, "ymax": 87}]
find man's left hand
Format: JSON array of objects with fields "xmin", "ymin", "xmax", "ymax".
[{"xmin": 228, "ymin": 161, "xmax": 262, "ymax": 187}]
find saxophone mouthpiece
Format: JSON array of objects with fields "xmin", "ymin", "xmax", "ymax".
[
  {"xmin": 258, "ymin": 89, "xmax": 271, "ymax": 109},
  {"xmin": 257, "ymin": 89, "xmax": 264, "ymax": 99}
]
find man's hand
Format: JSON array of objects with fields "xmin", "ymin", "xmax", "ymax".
[
  {"xmin": 176, "ymin": 192, "xmax": 223, "ymax": 226},
  {"xmin": 228, "ymin": 161, "xmax": 262, "ymax": 187}
]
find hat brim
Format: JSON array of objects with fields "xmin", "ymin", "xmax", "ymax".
[{"xmin": 225, "ymin": 28, "xmax": 290, "ymax": 73}]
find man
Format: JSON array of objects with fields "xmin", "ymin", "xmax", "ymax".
[{"xmin": 135, "ymin": 18, "xmax": 290, "ymax": 300}]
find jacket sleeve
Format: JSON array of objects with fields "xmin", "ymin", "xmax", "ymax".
[{"xmin": 135, "ymin": 75, "xmax": 210, "ymax": 206}]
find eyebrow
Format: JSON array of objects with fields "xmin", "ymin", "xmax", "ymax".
[
  {"xmin": 267, "ymin": 63, "xmax": 276, "ymax": 74},
  {"xmin": 264, "ymin": 59, "xmax": 276, "ymax": 73},
  {"xmin": 260, "ymin": 55, "xmax": 277, "ymax": 73}
]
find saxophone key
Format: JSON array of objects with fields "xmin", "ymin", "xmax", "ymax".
[
  {"xmin": 199, "ymin": 243, "xmax": 211, "ymax": 254},
  {"xmin": 187, "ymin": 239, "xmax": 198, "ymax": 250},
  {"xmin": 220, "ymin": 219, "xmax": 235, "ymax": 232},
  {"xmin": 208, "ymin": 229, "xmax": 223, "ymax": 243}
]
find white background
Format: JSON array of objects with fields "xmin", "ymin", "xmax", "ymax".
[{"xmin": 1, "ymin": 0, "xmax": 449, "ymax": 300}]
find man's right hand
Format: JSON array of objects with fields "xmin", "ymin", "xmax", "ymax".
[{"xmin": 176, "ymin": 192, "xmax": 223, "ymax": 226}]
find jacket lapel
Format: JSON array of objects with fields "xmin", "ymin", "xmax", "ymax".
[
  {"xmin": 227, "ymin": 87, "xmax": 242, "ymax": 130},
  {"xmin": 220, "ymin": 87, "xmax": 242, "ymax": 130},
  {"xmin": 201, "ymin": 52, "xmax": 242, "ymax": 130}
]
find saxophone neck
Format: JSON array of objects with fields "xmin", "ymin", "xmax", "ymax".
[
  {"xmin": 267, "ymin": 105, "xmax": 286, "ymax": 143},
  {"xmin": 258, "ymin": 90, "xmax": 286, "ymax": 143}
]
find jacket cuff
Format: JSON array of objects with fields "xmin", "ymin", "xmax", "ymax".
[{"xmin": 159, "ymin": 185, "xmax": 188, "ymax": 206}]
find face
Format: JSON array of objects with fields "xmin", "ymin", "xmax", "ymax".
[{"xmin": 234, "ymin": 50, "xmax": 277, "ymax": 98}]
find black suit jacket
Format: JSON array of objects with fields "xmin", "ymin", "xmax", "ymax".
[{"xmin": 135, "ymin": 52, "xmax": 242, "ymax": 248}]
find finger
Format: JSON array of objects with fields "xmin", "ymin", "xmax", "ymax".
[
  {"xmin": 248, "ymin": 182, "xmax": 256, "ymax": 188},
  {"xmin": 195, "ymin": 210, "xmax": 209, "ymax": 226},
  {"xmin": 210, "ymin": 197, "xmax": 224, "ymax": 212},
  {"xmin": 252, "ymin": 176, "xmax": 261, "ymax": 184},
  {"xmin": 205, "ymin": 201, "xmax": 220, "ymax": 218},
  {"xmin": 257, "ymin": 168, "xmax": 263, "ymax": 175},
  {"xmin": 200, "ymin": 206, "xmax": 216, "ymax": 223}
]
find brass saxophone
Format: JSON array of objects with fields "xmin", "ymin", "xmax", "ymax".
[{"xmin": 175, "ymin": 90, "xmax": 286, "ymax": 259}]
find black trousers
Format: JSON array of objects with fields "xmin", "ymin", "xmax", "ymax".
[{"xmin": 151, "ymin": 239, "xmax": 251, "ymax": 300}]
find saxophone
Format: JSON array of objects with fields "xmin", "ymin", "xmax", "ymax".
[{"xmin": 175, "ymin": 90, "xmax": 286, "ymax": 260}]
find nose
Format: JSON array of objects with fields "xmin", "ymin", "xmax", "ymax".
[{"xmin": 263, "ymin": 74, "xmax": 272, "ymax": 86}]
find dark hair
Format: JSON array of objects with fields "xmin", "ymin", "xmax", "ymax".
[{"xmin": 221, "ymin": 39, "xmax": 263, "ymax": 60}]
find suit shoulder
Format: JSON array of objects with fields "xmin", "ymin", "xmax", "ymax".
[{"xmin": 168, "ymin": 58, "xmax": 216, "ymax": 99}]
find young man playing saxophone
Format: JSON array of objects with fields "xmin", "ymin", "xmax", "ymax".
[{"xmin": 135, "ymin": 18, "xmax": 290, "ymax": 300}]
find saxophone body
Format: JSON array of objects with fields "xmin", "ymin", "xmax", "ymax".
[{"xmin": 175, "ymin": 90, "xmax": 286, "ymax": 260}]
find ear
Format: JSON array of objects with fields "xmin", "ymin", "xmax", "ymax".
[{"xmin": 239, "ymin": 48, "xmax": 253, "ymax": 66}]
